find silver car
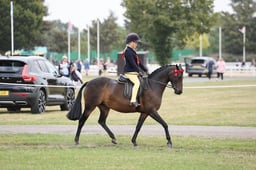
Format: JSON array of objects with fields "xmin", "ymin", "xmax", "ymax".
[{"xmin": 185, "ymin": 56, "xmax": 217, "ymax": 77}]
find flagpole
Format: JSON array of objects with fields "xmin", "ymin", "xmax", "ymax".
[
  {"xmin": 243, "ymin": 27, "xmax": 246, "ymax": 62},
  {"xmin": 97, "ymin": 19, "xmax": 100, "ymax": 67},
  {"xmin": 10, "ymin": 1, "xmax": 14, "ymax": 56},
  {"xmin": 78, "ymin": 28, "xmax": 80, "ymax": 60},
  {"xmin": 68, "ymin": 30, "xmax": 70, "ymax": 62},
  {"xmin": 239, "ymin": 26, "xmax": 246, "ymax": 63},
  {"xmin": 87, "ymin": 25, "xmax": 90, "ymax": 63},
  {"xmin": 199, "ymin": 34, "xmax": 202, "ymax": 57},
  {"xmin": 67, "ymin": 21, "xmax": 72, "ymax": 62},
  {"xmin": 219, "ymin": 27, "xmax": 222, "ymax": 59},
  {"xmin": 199, "ymin": 22, "xmax": 203, "ymax": 57}
]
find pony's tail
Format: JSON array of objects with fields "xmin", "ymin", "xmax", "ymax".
[{"xmin": 66, "ymin": 82, "xmax": 88, "ymax": 121}]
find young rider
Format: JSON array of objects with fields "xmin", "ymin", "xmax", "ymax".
[{"xmin": 123, "ymin": 33, "xmax": 148, "ymax": 107}]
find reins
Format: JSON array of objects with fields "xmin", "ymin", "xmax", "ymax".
[
  {"xmin": 148, "ymin": 78, "xmax": 174, "ymax": 89},
  {"xmin": 146, "ymin": 65, "xmax": 183, "ymax": 90}
]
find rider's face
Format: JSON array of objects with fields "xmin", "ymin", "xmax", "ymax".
[{"xmin": 131, "ymin": 41, "xmax": 138, "ymax": 49}]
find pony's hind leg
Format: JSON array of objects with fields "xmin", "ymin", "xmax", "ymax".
[
  {"xmin": 98, "ymin": 105, "xmax": 117, "ymax": 144},
  {"xmin": 74, "ymin": 106, "xmax": 95, "ymax": 145}
]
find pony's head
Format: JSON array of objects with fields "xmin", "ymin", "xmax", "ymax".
[{"xmin": 168, "ymin": 65, "xmax": 184, "ymax": 94}]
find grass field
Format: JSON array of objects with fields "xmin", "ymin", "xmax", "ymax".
[
  {"xmin": 0, "ymin": 134, "xmax": 255, "ymax": 170},
  {"xmin": 0, "ymin": 78, "xmax": 255, "ymax": 126},
  {"xmin": 0, "ymin": 77, "xmax": 255, "ymax": 170}
]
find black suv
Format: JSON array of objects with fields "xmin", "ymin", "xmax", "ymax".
[{"xmin": 0, "ymin": 55, "xmax": 75, "ymax": 113}]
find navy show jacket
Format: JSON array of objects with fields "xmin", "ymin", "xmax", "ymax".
[{"xmin": 123, "ymin": 46, "xmax": 147, "ymax": 73}]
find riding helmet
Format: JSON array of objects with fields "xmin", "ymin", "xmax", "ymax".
[{"xmin": 126, "ymin": 33, "xmax": 141, "ymax": 44}]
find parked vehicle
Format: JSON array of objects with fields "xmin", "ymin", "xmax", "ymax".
[
  {"xmin": 185, "ymin": 56, "xmax": 217, "ymax": 77},
  {"xmin": 0, "ymin": 55, "xmax": 75, "ymax": 113}
]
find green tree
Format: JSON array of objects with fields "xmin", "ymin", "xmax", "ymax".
[
  {"xmin": 186, "ymin": 33, "xmax": 210, "ymax": 51},
  {"xmin": 122, "ymin": 0, "xmax": 217, "ymax": 65},
  {"xmin": 0, "ymin": 0, "xmax": 47, "ymax": 53},
  {"xmin": 221, "ymin": 0, "xmax": 256, "ymax": 56},
  {"xmin": 39, "ymin": 20, "xmax": 79, "ymax": 53}
]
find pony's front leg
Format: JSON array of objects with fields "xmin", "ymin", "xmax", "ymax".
[
  {"xmin": 149, "ymin": 112, "xmax": 172, "ymax": 148},
  {"xmin": 132, "ymin": 113, "xmax": 148, "ymax": 147}
]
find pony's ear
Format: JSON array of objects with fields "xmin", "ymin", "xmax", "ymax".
[{"xmin": 176, "ymin": 64, "xmax": 179, "ymax": 70}]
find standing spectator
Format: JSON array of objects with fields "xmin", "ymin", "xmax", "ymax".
[
  {"xmin": 58, "ymin": 55, "xmax": 70, "ymax": 77},
  {"xmin": 241, "ymin": 61, "xmax": 246, "ymax": 67},
  {"xmin": 70, "ymin": 63, "xmax": 83, "ymax": 87},
  {"xmin": 251, "ymin": 58, "xmax": 256, "ymax": 67},
  {"xmin": 76, "ymin": 59, "xmax": 82, "ymax": 72},
  {"xmin": 83, "ymin": 59, "xmax": 90, "ymax": 76},
  {"xmin": 103, "ymin": 61, "xmax": 107, "ymax": 76},
  {"xmin": 206, "ymin": 60, "xmax": 215, "ymax": 80},
  {"xmin": 216, "ymin": 58, "xmax": 226, "ymax": 80},
  {"xmin": 98, "ymin": 60, "xmax": 103, "ymax": 76}
]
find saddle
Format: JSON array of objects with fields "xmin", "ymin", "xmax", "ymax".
[{"xmin": 118, "ymin": 74, "xmax": 148, "ymax": 99}]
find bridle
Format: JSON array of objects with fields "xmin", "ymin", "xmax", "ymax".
[{"xmin": 168, "ymin": 68, "xmax": 184, "ymax": 91}]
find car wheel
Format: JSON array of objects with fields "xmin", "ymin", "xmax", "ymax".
[
  {"xmin": 188, "ymin": 73, "xmax": 192, "ymax": 77},
  {"xmin": 198, "ymin": 74, "xmax": 202, "ymax": 77},
  {"xmin": 31, "ymin": 90, "xmax": 46, "ymax": 114},
  {"xmin": 7, "ymin": 107, "xmax": 21, "ymax": 113},
  {"xmin": 60, "ymin": 88, "xmax": 75, "ymax": 111}
]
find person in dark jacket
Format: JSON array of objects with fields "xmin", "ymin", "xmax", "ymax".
[
  {"xmin": 70, "ymin": 63, "xmax": 83, "ymax": 84},
  {"xmin": 207, "ymin": 60, "xmax": 215, "ymax": 79},
  {"xmin": 122, "ymin": 33, "xmax": 148, "ymax": 107}
]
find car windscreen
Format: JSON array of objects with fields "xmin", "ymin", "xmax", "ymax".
[
  {"xmin": 0, "ymin": 60, "xmax": 25, "ymax": 73},
  {"xmin": 191, "ymin": 59, "xmax": 205, "ymax": 64}
]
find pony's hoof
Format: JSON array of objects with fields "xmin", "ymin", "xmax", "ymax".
[
  {"xmin": 167, "ymin": 143, "xmax": 172, "ymax": 148},
  {"xmin": 75, "ymin": 141, "xmax": 79, "ymax": 145},
  {"xmin": 134, "ymin": 145, "xmax": 139, "ymax": 149},
  {"xmin": 133, "ymin": 143, "xmax": 138, "ymax": 147},
  {"xmin": 112, "ymin": 139, "xmax": 117, "ymax": 144}
]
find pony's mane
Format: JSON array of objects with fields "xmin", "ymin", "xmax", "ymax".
[{"xmin": 149, "ymin": 64, "xmax": 174, "ymax": 78}]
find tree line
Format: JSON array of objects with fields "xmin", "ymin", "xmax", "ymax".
[{"xmin": 0, "ymin": 0, "xmax": 255, "ymax": 64}]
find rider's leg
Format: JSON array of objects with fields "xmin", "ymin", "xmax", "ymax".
[{"xmin": 125, "ymin": 73, "xmax": 140, "ymax": 105}]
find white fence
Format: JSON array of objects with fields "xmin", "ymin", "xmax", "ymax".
[
  {"xmin": 225, "ymin": 66, "xmax": 256, "ymax": 77},
  {"xmin": 82, "ymin": 63, "xmax": 256, "ymax": 77},
  {"xmin": 224, "ymin": 62, "xmax": 256, "ymax": 77}
]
